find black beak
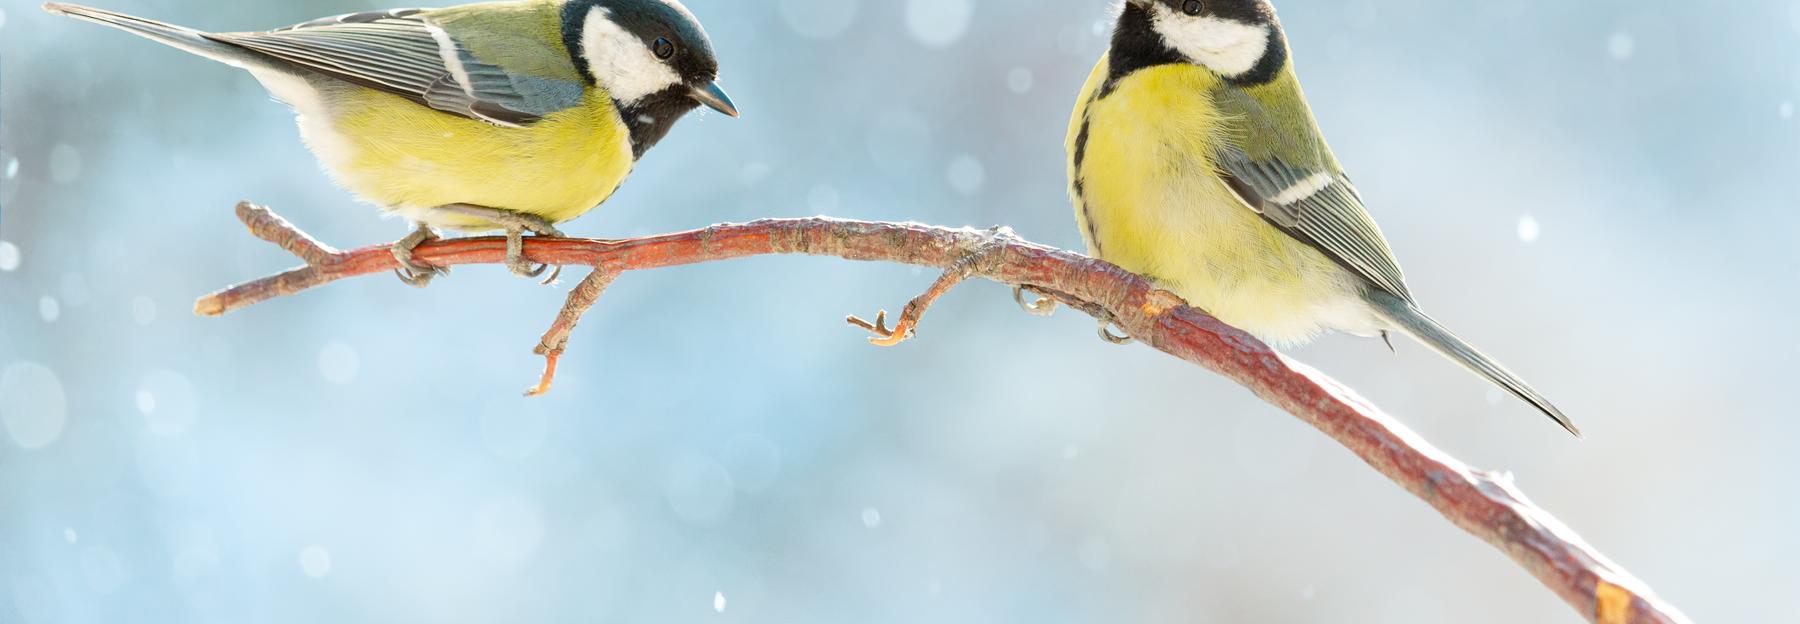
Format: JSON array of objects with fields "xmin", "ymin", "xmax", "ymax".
[{"xmin": 690, "ymin": 81, "xmax": 739, "ymax": 118}]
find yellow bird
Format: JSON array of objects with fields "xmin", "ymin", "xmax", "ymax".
[
  {"xmin": 45, "ymin": 0, "xmax": 738, "ymax": 285},
  {"xmin": 1068, "ymin": 0, "xmax": 1578, "ymax": 435}
]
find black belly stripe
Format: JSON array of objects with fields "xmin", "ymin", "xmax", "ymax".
[{"xmin": 1071, "ymin": 110, "xmax": 1102, "ymax": 257}]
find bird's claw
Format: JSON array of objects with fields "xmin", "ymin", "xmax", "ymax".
[
  {"xmin": 391, "ymin": 225, "xmax": 448, "ymax": 288},
  {"xmin": 393, "ymin": 265, "xmax": 449, "ymax": 288},
  {"xmin": 1098, "ymin": 319, "xmax": 1134, "ymax": 345},
  {"xmin": 1013, "ymin": 285, "xmax": 1058, "ymax": 317},
  {"xmin": 504, "ymin": 225, "xmax": 565, "ymax": 285}
]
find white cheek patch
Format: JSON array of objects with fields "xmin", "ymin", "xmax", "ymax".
[
  {"xmin": 1150, "ymin": 5, "xmax": 1271, "ymax": 77},
  {"xmin": 581, "ymin": 6, "xmax": 683, "ymax": 105}
]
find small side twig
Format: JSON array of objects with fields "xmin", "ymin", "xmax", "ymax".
[
  {"xmin": 847, "ymin": 227, "xmax": 1012, "ymax": 346},
  {"xmin": 237, "ymin": 201, "xmax": 339, "ymax": 266},
  {"xmin": 526, "ymin": 268, "xmax": 620, "ymax": 397}
]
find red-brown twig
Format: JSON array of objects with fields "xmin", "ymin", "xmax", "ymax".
[{"xmin": 198, "ymin": 202, "xmax": 1687, "ymax": 624}]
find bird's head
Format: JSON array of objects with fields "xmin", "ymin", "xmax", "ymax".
[
  {"xmin": 561, "ymin": 0, "xmax": 737, "ymax": 121},
  {"xmin": 1115, "ymin": 0, "xmax": 1287, "ymax": 86}
]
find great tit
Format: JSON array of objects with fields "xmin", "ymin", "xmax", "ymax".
[
  {"xmin": 1068, "ymin": 0, "xmax": 1578, "ymax": 436},
  {"xmin": 45, "ymin": 0, "xmax": 738, "ymax": 286}
]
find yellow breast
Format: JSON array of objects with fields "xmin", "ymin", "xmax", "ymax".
[
  {"xmin": 299, "ymin": 83, "xmax": 635, "ymax": 231},
  {"xmin": 1067, "ymin": 56, "xmax": 1367, "ymax": 344}
]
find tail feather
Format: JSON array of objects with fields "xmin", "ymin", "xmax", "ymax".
[
  {"xmin": 42, "ymin": 3, "xmax": 271, "ymax": 70},
  {"xmin": 1365, "ymin": 289, "xmax": 1581, "ymax": 438}
]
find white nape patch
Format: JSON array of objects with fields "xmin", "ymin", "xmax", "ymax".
[
  {"xmin": 423, "ymin": 20, "xmax": 475, "ymax": 97},
  {"xmin": 1149, "ymin": 4, "xmax": 1271, "ymax": 77},
  {"xmin": 581, "ymin": 6, "xmax": 682, "ymax": 104},
  {"xmin": 1271, "ymin": 172, "xmax": 1334, "ymax": 205}
]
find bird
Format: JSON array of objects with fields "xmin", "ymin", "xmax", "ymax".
[
  {"xmin": 44, "ymin": 0, "xmax": 739, "ymax": 286},
  {"xmin": 1065, "ymin": 0, "xmax": 1578, "ymax": 436}
]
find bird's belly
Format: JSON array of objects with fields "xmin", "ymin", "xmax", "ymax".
[
  {"xmin": 1075, "ymin": 81, "xmax": 1372, "ymax": 343},
  {"xmin": 1090, "ymin": 174, "xmax": 1371, "ymax": 343},
  {"xmin": 279, "ymin": 78, "xmax": 635, "ymax": 231}
]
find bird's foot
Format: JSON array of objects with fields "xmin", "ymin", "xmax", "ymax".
[
  {"xmin": 391, "ymin": 224, "xmax": 449, "ymax": 288},
  {"xmin": 439, "ymin": 204, "xmax": 564, "ymax": 285},
  {"xmin": 504, "ymin": 225, "xmax": 564, "ymax": 284}
]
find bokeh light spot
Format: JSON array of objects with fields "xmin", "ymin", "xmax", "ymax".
[
  {"xmin": 1517, "ymin": 215, "xmax": 1541, "ymax": 244},
  {"xmin": 131, "ymin": 296, "xmax": 157, "ymax": 326},
  {"xmin": 666, "ymin": 454, "xmax": 735, "ymax": 526},
  {"xmin": 906, "ymin": 0, "xmax": 973, "ymax": 48},
  {"xmin": 1, "ymin": 362, "xmax": 68, "ymax": 449},
  {"xmin": 947, "ymin": 155, "xmax": 986, "ymax": 195},
  {"xmin": 299, "ymin": 545, "xmax": 332, "ymax": 579},
  {"xmin": 49, "ymin": 143, "xmax": 83, "ymax": 185},
  {"xmin": 139, "ymin": 369, "xmax": 198, "ymax": 437},
  {"xmin": 39, "ymin": 296, "xmax": 60, "ymax": 323},
  {"xmin": 780, "ymin": 0, "xmax": 858, "ymax": 39},
  {"xmin": 1607, "ymin": 32, "xmax": 1635, "ymax": 61},
  {"xmin": 0, "ymin": 241, "xmax": 19, "ymax": 272},
  {"xmin": 318, "ymin": 341, "xmax": 360, "ymax": 385},
  {"xmin": 1006, "ymin": 67, "xmax": 1034, "ymax": 94}
]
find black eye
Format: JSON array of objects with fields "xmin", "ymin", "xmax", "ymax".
[
  {"xmin": 1182, "ymin": 0, "xmax": 1204, "ymax": 15},
  {"xmin": 652, "ymin": 37, "xmax": 675, "ymax": 60}
]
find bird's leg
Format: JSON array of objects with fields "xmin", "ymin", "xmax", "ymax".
[
  {"xmin": 391, "ymin": 223, "xmax": 448, "ymax": 288},
  {"xmin": 438, "ymin": 204, "xmax": 565, "ymax": 285}
]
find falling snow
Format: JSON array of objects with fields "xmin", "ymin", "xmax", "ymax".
[
  {"xmin": 1517, "ymin": 215, "xmax": 1542, "ymax": 243},
  {"xmin": 1, "ymin": 4, "xmax": 1791, "ymax": 623}
]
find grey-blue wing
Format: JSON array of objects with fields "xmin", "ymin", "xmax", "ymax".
[
  {"xmin": 208, "ymin": 10, "xmax": 582, "ymax": 127},
  {"xmin": 1216, "ymin": 149, "xmax": 1415, "ymax": 302}
]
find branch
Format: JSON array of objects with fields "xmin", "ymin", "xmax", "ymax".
[{"xmin": 200, "ymin": 202, "xmax": 1688, "ymax": 624}]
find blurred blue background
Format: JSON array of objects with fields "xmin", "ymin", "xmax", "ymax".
[{"xmin": 2, "ymin": 0, "xmax": 1797, "ymax": 621}]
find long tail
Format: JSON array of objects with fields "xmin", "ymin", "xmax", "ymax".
[
  {"xmin": 1365, "ymin": 289, "xmax": 1580, "ymax": 437},
  {"xmin": 41, "ymin": 3, "xmax": 273, "ymax": 71}
]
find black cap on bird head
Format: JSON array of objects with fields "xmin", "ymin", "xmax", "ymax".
[
  {"xmin": 1111, "ymin": 0, "xmax": 1288, "ymax": 87},
  {"xmin": 561, "ymin": 0, "xmax": 737, "ymax": 155}
]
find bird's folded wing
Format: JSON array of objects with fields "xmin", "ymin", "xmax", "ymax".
[
  {"xmin": 207, "ymin": 9, "xmax": 584, "ymax": 127},
  {"xmin": 1216, "ymin": 149, "xmax": 1415, "ymax": 302}
]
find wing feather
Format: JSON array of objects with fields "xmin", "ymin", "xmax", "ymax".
[
  {"xmin": 206, "ymin": 10, "xmax": 583, "ymax": 127},
  {"xmin": 1216, "ymin": 148, "xmax": 1414, "ymax": 301}
]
